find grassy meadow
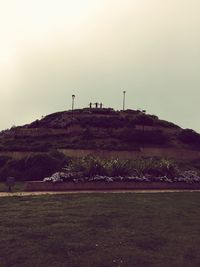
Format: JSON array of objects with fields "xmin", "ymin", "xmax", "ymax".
[
  {"xmin": 0, "ymin": 193, "xmax": 200, "ymax": 267},
  {"xmin": 0, "ymin": 182, "xmax": 25, "ymax": 192}
]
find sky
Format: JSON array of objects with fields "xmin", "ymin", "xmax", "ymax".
[{"xmin": 0, "ymin": 0, "xmax": 200, "ymax": 132}]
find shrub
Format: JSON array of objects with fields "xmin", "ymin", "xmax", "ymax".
[
  {"xmin": 78, "ymin": 117, "xmax": 128, "ymax": 128},
  {"xmin": 44, "ymin": 156, "xmax": 200, "ymax": 183},
  {"xmin": 82, "ymin": 128, "xmax": 94, "ymax": 140},
  {"xmin": 0, "ymin": 155, "xmax": 11, "ymax": 168},
  {"xmin": 122, "ymin": 158, "xmax": 179, "ymax": 178},
  {"xmin": 121, "ymin": 130, "xmax": 169, "ymax": 145},
  {"xmin": 123, "ymin": 109, "xmax": 140, "ymax": 115},
  {"xmin": 63, "ymin": 157, "xmax": 179, "ymax": 179},
  {"xmin": 178, "ymin": 129, "xmax": 200, "ymax": 144},
  {"xmin": 107, "ymin": 159, "xmax": 133, "ymax": 177},
  {"xmin": 49, "ymin": 150, "xmax": 68, "ymax": 162},
  {"xmin": 155, "ymin": 120, "xmax": 179, "ymax": 129},
  {"xmin": 0, "ymin": 151, "xmax": 67, "ymax": 181},
  {"xmin": 134, "ymin": 114, "xmax": 154, "ymax": 126},
  {"xmin": 67, "ymin": 156, "xmax": 135, "ymax": 178},
  {"xmin": 68, "ymin": 155, "xmax": 107, "ymax": 177},
  {"xmin": 29, "ymin": 119, "xmax": 40, "ymax": 128},
  {"xmin": 0, "ymin": 158, "xmax": 26, "ymax": 181},
  {"xmin": 23, "ymin": 153, "xmax": 65, "ymax": 180},
  {"xmin": 157, "ymin": 159, "xmax": 179, "ymax": 178}
]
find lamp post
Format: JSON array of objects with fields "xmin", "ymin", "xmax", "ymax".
[
  {"xmin": 72, "ymin": 94, "xmax": 75, "ymax": 118},
  {"xmin": 123, "ymin": 91, "xmax": 126, "ymax": 111}
]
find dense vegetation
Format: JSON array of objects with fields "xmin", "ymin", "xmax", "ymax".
[
  {"xmin": 0, "ymin": 151, "xmax": 68, "ymax": 182},
  {"xmin": 1, "ymin": 151, "xmax": 200, "ymax": 183},
  {"xmin": 44, "ymin": 155, "xmax": 200, "ymax": 184},
  {"xmin": 2, "ymin": 108, "xmax": 196, "ymax": 152},
  {"xmin": 65, "ymin": 156, "xmax": 179, "ymax": 178}
]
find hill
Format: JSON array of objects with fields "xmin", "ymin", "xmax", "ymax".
[
  {"xmin": 0, "ymin": 107, "xmax": 200, "ymax": 152},
  {"xmin": 1, "ymin": 107, "xmax": 200, "ymax": 182},
  {"xmin": 0, "ymin": 108, "xmax": 200, "ymax": 152}
]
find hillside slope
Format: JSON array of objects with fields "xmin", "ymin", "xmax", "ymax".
[{"xmin": 0, "ymin": 108, "xmax": 200, "ymax": 152}]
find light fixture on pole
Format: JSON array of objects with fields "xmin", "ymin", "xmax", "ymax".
[
  {"xmin": 123, "ymin": 90, "xmax": 126, "ymax": 111},
  {"xmin": 72, "ymin": 94, "xmax": 75, "ymax": 118}
]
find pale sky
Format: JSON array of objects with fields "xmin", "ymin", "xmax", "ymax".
[{"xmin": 0, "ymin": 0, "xmax": 200, "ymax": 132}]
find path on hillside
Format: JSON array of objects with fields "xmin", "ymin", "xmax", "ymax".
[{"xmin": 0, "ymin": 190, "xmax": 200, "ymax": 197}]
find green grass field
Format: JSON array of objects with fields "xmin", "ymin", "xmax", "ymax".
[
  {"xmin": 0, "ymin": 193, "xmax": 200, "ymax": 267},
  {"xmin": 0, "ymin": 182, "xmax": 25, "ymax": 192}
]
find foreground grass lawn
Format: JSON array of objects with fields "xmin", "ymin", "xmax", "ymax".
[
  {"xmin": 0, "ymin": 193, "xmax": 200, "ymax": 267},
  {"xmin": 0, "ymin": 182, "xmax": 25, "ymax": 192}
]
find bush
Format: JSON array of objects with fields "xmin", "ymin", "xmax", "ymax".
[
  {"xmin": 45, "ymin": 157, "xmax": 188, "ymax": 183},
  {"xmin": 63, "ymin": 156, "xmax": 179, "ymax": 180},
  {"xmin": 156, "ymin": 159, "xmax": 179, "ymax": 178},
  {"xmin": 82, "ymin": 128, "xmax": 94, "ymax": 140},
  {"xmin": 67, "ymin": 156, "xmax": 135, "ymax": 178},
  {"xmin": 178, "ymin": 129, "xmax": 200, "ymax": 144},
  {"xmin": 0, "ymin": 151, "xmax": 68, "ymax": 181},
  {"xmin": 68, "ymin": 155, "xmax": 107, "ymax": 177},
  {"xmin": 155, "ymin": 120, "xmax": 179, "ymax": 129},
  {"xmin": 24, "ymin": 153, "xmax": 66, "ymax": 180},
  {"xmin": 0, "ymin": 158, "xmax": 26, "ymax": 181},
  {"xmin": 121, "ymin": 130, "xmax": 169, "ymax": 145},
  {"xmin": 134, "ymin": 114, "xmax": 154, "ymax": 126},
  {"xmin": 107, "ymin": 159, "xmax": 133, "ymax": 177},
  {"xmin": 78, "ymin": 117, "xmax": 128, "ymax": 128},
  {"xmin": 0, "ymin": 155, "xmax": 11, "ymax": 168},
  {"xmin": 132, "ymin": 158, "xmax": 179, "ymax": 178},
  {"xmin": 123, "ymin": 109, "xmax": 140, "ymax": 115}
]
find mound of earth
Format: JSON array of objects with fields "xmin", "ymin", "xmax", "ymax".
[{"xmin": 0, "ymin": 108, "xmax": 200, "ymax": 152}]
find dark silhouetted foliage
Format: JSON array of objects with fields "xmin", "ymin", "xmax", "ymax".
[
  {"xmin": 0, "ymin": 151, "xmax": 68, "ymax": 182},
  {"xmin": 155, "ymin": 120, "xmax": 180, "ymax": 129},
  {"xmin": 134, "ymin": 114, "xmax": 154, "ymax": 126},
  {"xmin": 0, "ymin": 155, "xmax": 11, "ymax": 168},
  {"xmin": 178, "ymin": 129, "xmax": 200, "ymax": 144},
  {"xmin": 78, "ymin": 116, "xmax": 131, "ymax": 128},
  {"xmin": 121, "ymin": 130, "xmax": 169, "ymax": 145}
]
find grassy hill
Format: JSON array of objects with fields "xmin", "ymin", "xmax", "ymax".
[
  {"xmin": 0, "ymin": 108, "xmax": 199, "ymax": 152},
  {"xmin": 1, "ymin": 108, "xmax": 200, "ymax": 182}
]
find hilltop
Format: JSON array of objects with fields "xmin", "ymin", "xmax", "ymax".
[{"xmin": 0, "ymin": 107, "xmax": 200, "ymax": 152}]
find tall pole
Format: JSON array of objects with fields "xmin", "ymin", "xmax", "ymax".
[
  {"xmin": 72, "ymin": 94, "xmax": 75, "ymax": 118},
  {"xmin": 123, "ymin": 91, "xmax": 126, "ymax": 111}
]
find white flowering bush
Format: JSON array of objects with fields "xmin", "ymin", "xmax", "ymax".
[
  {"xmin": 43, "ymin": 172, "xmax": 63, "ymax": 183},
  {"xmin": 43, "ymin": 156, "xmax": 200, "ymax": 184},
  {"xmin": 174, "ymin": 170, "xmax": 200, "ymax": 184}
]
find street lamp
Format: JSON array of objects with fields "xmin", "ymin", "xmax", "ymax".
[
  {"xmin": 72, "ymin": 94, "xmax": 75, "ymax": 118},
  {"xmin": 123, "ymin": 91, "xmax": 126, "ymax": 111}
]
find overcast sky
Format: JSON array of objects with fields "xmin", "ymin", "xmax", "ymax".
[{"xmin": 0, "ymin": 0, "xmax": 200, "ymax": 132}]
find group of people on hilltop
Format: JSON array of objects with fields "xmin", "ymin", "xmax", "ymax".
[{"xmin": 89, "ymin": 102, "xmax": 103, "ymax": 109}]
